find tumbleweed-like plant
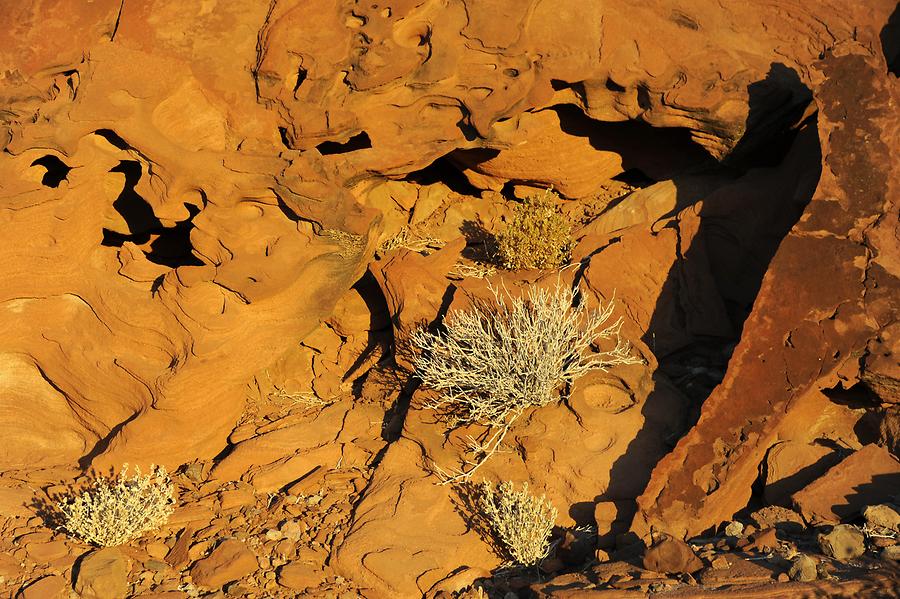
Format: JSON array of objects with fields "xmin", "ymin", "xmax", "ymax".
[
  {"xmin": 56, "ymin": 464, "xmax": 175, "ymax": 547},
  {"xmin": 479, "ymin": 480, "xmax": 558, "ymax": 567},
  {"xmin": 411, "ymin": 282, "xmax": 641, "ymax": 483}
]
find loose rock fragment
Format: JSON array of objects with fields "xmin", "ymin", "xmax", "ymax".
[
  {"xmin": 190, "ymin": 539, "xmax": 258, "ymax": 588},
  {"xmin": 74, "ymin": 548, "xmax": 130, "ymax": 599},
  {"xmin": 788, "ymin": 555, "xmax": 818, "ymax": 582},
  {"xmin": 643, "ymin": 536, "xmax": 704, "ymax": 575},
  {"xmin": 818, "ymin": 525, "xmax": 866, "ymax": 561},
  {"xmin": 724, "ymin": 520, "xmax": 744, "ymax": 538},
  {"xmin": 863, "ymin": 504, "xmax": 900, "ymax": 533}
]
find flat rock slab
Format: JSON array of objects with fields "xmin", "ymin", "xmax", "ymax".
[
  {"xmin": 74, "ymin": 548, "xmax": 130, "ymax": 599},
  {"xmin": 792, "ymin": 444, "xmax": 900, "ymax": 525},
  {"xmin": 699, "ymin": 557, "xmax": 779, "ymax": 586},
  {"xmin": 189, "ymin": 539, "xmax": 257, "ymax": 589},
  {"xmin": 15, "ymin": 575, "xmax": 68, "ymax": 599}
]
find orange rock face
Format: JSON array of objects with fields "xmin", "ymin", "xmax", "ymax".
[
  {"xmin": 3, "ymin": 0, "xmax": 900, "ymax": 597},
  {"xmin": 631, "ymin": 41, "xmax": 900, "ymax": 542}
]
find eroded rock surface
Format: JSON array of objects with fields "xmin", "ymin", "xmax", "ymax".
[
  {"xmin": 2, "ymin": 0, "xmax": 899, "ymax": 598},
  {"xmin": 632, "ymin": 41, "xmax": 900, "ymax": 542}
]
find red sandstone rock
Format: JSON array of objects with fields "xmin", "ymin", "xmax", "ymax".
[
  {"xmin": 632, "ymin": 40, "xmax": 900, "ymax": 542},
  {"xmin": 2, "ymin": 1, "xmax": 899, "ymax": 597},
  {"xmin": 792, "ymin": 444, "xmax": 900, "ymax": 525},
  {"xmin": 643, "ymin": 536, "xmax": 704, "ymax": 575},
  {"xmin": 15, "ymin": 575, "xmax": 68, "ymax": 599},
  {"xmin": 763, "ymin": 441, "xmax": 843, "ymax": 506},
  {"xmin": 189, "ymin": 540, "xmax": 257, "ymax": 589},
  {"xmin": 73, "ymin": 548, "xmax": 130, "ymax": 599},
  {"xmin": 277, "ymin": 562, "xmax": 322, "ymax": 591}
]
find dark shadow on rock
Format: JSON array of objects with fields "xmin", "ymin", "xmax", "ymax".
[
  {"xmin": 31, "ymin": 154, "xmax": 72, "ymax": 187},
  {"xmin": 459, "ymin": 218, "xmax": 498, "ymax": 263},
  {"xmin": 727, "ymin": 63, "xmax": 813, "ymax": 166},
  {"xmin": 101, "ymin": 159, "xmax": 203, "ymax": 268},
  {"xmin": 881, "ymin": 4, "xmax": 900, "ymax": 76},
  {"xmin": 366, "ymin": 267, "xmax": 459, "ymax": 445},
  {"xmin": 602, "ymin": 63, "xmax": 821, "ymax": 542},
  {"xmin": 763, "ymin": 447, "xmax": 845, "ymax": 506},
  {"xmin": 407, "ymin": 155, "xmax": 487, "ymax": 197},
  {"xmin": 603, "ymin": 371, "xmax": 690, "ymax": 504},
  {"xmin": 29, "ymin": 466, "xmax": 121, "ymax": 532},
  {"xmin": 554, "ymin": 103, "xmax": 718, "ymax": 182},
  {"xmin": 342, "ymin": 270, "xmax": 393, "ymax": 387},
  {"xmin": 836, "ymin": 472, "xmax": 900, "ymax": 519}
]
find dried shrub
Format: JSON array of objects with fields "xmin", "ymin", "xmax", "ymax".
[
  {"xmin": 377, "ymin": 227, "xmax": 445, "ymax": 256},
  {"xmin": 322, "ymin": 228, "xmax": 366, "ymax": 259},
  {"xmin": 412, "ymin": 282, "xmax": 640, "ymax": 428},
  {"xmin": 447, "ymin": 262, "xmax": 497, "ymax": 280},
  {"xmin": 496, "ymin": 189, "xmax": 571, "ymax": 270},
  {"xmin": 57, "ymin": 464, "xmax": 175, "ymax": 547},
  {"xmin": 479, "ymin": 480, "xmax": 557, "ymax": 566},
  {"xmin": 412, "ymin": 282, "xmax": 642, "ymax": 483}
]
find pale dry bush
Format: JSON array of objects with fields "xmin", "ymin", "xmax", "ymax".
[
  {"xmin": 57, "ymin": 464, "xmax": 175, "ymax": 547},
  {"xmin": 447, "ymin": 262, "xmax": 497, "ymax": 280},
  {"xmin": 322, "ymin": 228, "xmax": 366, "ymax": 259},
  {"xmin": 412, "ymin": 282, "xmax": 642, "ymax": 483},
  {"xmin": 496, "ymin": 188, "xmax": 571, "ymax": 270},
  {"xmin": 411, "ymin": 282, "xmax": 641, "ymax": 428},
  {"xmin": 479, "ymin": 480, "xmax": 558, "ymax": 566},
  {"xmin": 378, "ymin": 227, "xmax": 445, "ymax": 255}
]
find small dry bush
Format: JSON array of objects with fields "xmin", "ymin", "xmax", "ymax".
[
  {"xmin": 57, "ymin": 464, "xmax": 175, "ymax": 547},
  {"xmin": 412, "ymin": 282, "xmax": 641, "ymax": 483},
  {"xmin": 479, "ymin": 480, "xmax": 557, "ymax": 566},
  {"xmin": 496, "ymin": 189, "xmax": 571, "ymax": 270},
  {"xmin": 411, "ymin": 282, "xmax": 641, "ymax": 428}
]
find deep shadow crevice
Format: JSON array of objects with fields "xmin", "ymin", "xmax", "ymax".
[
  {"xmin": 101, "ymin": 160, "xmax": 203, "ymax": 268},
  {"xmin": 31, "ymin": 155, "xmax": 72, "ymax": 188},
  {"xmin": 317, "ymin": 131, "xmax": 373, "ymax": 155},
  {"xmin": 604, "ymin": 64, "xmax": 822, "ymax": 539}
]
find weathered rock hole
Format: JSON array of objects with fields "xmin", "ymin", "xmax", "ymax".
[
  {"xmin": 406, "ymin": 155, "xmax": 484, "ymax": 197},
  {"xmin": 293, "ymin": 66, "xmax": 308, "ymax": 93},
  {"xmin": 93, "ymin": 128, "xmax": 130, "ymax": 150},
  {"xmin": 605, "ymin": 78, "xmax": 627, "ymax": 92},
  {"xmin": 30, "ymin": 155, "xmax": 71, "ymax": 188},
  {"xmin": 316, "ymin": 131, "xmax": 372, "ymax": 155},
  {"xmin": 100, "ymin": 160, "xmax": 203, "ymax": 268},
  {"xmin": 612, "ymin": 168, "xmax": 655, "ymax": 188},
  {"xmin": 551, "ymin": 103, "xmax": 717, "ymax": 182}
]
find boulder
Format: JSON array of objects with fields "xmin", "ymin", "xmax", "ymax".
[
  {"xmin": 788, "ymin": 555, "xmax": 818, "ymax": 582},
  {"xmin": 878, "ymin": 408, "xmax": 900, "ymax": 457},
  {"xmin": 818, "ymin": 525, "xmax": 866, "ymax": 561},
  {"xmin": 632, "ymin": 44, "xmax": 900, "ymax": 541},
  {"xmin": 863, "ymin": 504, "xmax": 900, "ymax": 533}
]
